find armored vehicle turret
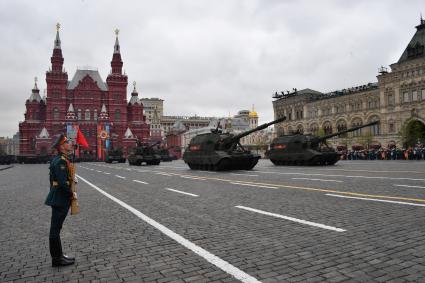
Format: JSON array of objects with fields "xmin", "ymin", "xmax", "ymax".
[
  {"xmin": 266, "ymin": 121, "xmax": 380, "ymax": 166},
  {"xmin": 183, "ymin": 117, "xmax": 286, "ymax": 171},
  {"xmin": 105, "ymin": 148, "xmax": 126, "ymax": 163},
  {"xmin": 128, "ymin": 141, "xmax": 161, "ymax": 166}
]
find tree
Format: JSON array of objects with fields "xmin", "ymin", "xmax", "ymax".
[{"xmin": 399, "ymin": 118, "xmax": 425, "ymax": 147}]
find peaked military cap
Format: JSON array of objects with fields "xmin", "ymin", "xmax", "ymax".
[{"xmin": 51, "ymin": 133, "xmax": 67, "ymax": 150}]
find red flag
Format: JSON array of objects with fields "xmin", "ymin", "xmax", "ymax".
[{"xmin": 76, "ymin": 128, "xmax": 89, "ymax": 148}]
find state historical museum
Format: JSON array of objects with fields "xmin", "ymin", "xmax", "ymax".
[{"xmin": 19, "ymin": 25, "xmax": 150, "ymax": 160}]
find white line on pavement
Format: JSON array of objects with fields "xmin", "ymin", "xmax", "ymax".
[
  {"xmin": 394, "ymin": 184, "xmax": 425, "ymax": 189},
  {"xmin": 235, "ymin": 205, "xmax": 346, "ymax": 232},
  {"xmin": 258, "ymin": 171, "xmax": 425, "ymax": 182},
  {"xmin": 76, "ymin": 175, "xmax": 259, "ymax": 283},
  {"xmin": 165, "ymin": 188, "xmax": 199, "ymax": 197},
  {"xmin": 133, "ymin": 180, "xmax": 149, "ymax": 185},
  {"xmin": 96, "ymin": 170, "xmax": 102, "ymax": 173},
  {"xmin": 230, "ymin": 173, "xmax": 259, "ymax": 177},
  {"xmin": 326, "ymin": 193, "xmax": 425, "ymax": 207},
  {"xmin": 292, "ymin": 178, "xmax": 343, "ymax": 183},
  {"xmin": 104, "ymin": 172, "xmax": 111, "ymax": 175},
  {"xmin": 230, "ymin": 182, "xmax": 279, "ymax": 189},
  {"xmin": 115, "ymin": 175, "xmax": 126, "ymax": 179},
  {"xmin": 180, "ymin": 176, "xmax": 207, "ymax": 180},
  {"xmin": 155, "ymin": 172, "xmax": 173, "ymax": 176}
]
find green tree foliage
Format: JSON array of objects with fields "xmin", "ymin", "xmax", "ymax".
[
  {"xmin": 400, "ymin": 119, "xmax": 425, "ymax": 147},
  {"xmin": 316, "ymin": 128, "xmax": 326, "ymax": 137}
]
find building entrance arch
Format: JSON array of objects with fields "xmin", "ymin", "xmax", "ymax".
[{"xmin": 403, "ymin": 119, "xmax": 425, "ymax": 147}]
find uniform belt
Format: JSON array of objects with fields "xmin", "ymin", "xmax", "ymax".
[{"xmin": 52, "ymin": 181, "xmax": 70, "ymax": 187}]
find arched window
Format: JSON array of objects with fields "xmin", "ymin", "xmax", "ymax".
[
  {"xmin": 323, "ymin": 122, "xmax": 332, "ymax": 135},
  {"xmin": 94, "ymin": 109, "xmax": 98, "ymax": 121},
  {"xmin": 85, "ymin": 109, "xmax": 90, "ymax": 121},
  {"xmin": 351, "ymin": 118, "xmax": 363, "ymax": 137},
  {"xmin": 53, "ymin": 108, "xmax": 60, "ymax": 120},
  {"xmin": 309, "ymin": 123, "xmax": 319, "ymax": 134},
  {"xmin": 115, "ymin": 109, "xmax": 121, "ymax": 121},
  {"xmin": 77, "ymin": 109, "xmax": 82, "ymax": 120},
  {"xmin": 287, "ymin": 126, "xmax": 293, "ymax": 134},
  {"xmin": 296, "ymin": 125, "xmax": 304, "ymax": 134},
  {"xmin": 336, "ymin": 120, "xmax": 348, "ymax": 137},
  {"xmin": 368, "ymin": 116, "xmax": 380, "ymax": 135},
  {"xmin": 388, "ymin": 120, "xmax": 395, "ymax": 133}
]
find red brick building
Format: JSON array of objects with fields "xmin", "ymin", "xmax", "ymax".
[{"xmin": 19, "ymin": 26, "xmax": 150, "ymax": 160}]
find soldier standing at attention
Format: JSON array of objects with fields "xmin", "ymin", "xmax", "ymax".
[{"xmin": 45, "ymin": 134, "xmax": 76, "ymax": 267}]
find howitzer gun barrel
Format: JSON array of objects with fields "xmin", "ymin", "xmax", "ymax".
[
  {"xmin": 231, "ymin": 116, "xmax": 287, "ymax": 141},
  {"xmin": 318, "ymin": 120, "xmax": 380, "ymax": 141},
  {"xmin": 148, "ymin": 141, "xmax": 161, "ymax": 148}
]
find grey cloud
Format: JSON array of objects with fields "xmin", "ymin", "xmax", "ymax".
[{"xmin": 0, "ymin": 0, "xmax": 423, "ymax": 136}]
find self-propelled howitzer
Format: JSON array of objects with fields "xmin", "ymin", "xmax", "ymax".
[
  {"xmin": 183, "ymin": 116, "xmax": 286, "ymax": 171},
  {"xmin": 128, "ymin": 141, "xmax": 161, "ymax": 166},
  {"xmin": 266, "ymin": 120, "xmax": 380, "ymax": 166}
]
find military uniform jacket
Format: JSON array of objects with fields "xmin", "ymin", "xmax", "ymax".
[{"xmin": 45, "ymin": 153, "xmax": 72, "ymax": 207}]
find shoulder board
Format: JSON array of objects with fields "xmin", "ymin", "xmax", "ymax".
[{"xmin": 60, "ymin": 156, "xmax": 67, "ymax": 161}]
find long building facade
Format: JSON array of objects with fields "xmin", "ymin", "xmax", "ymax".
[
  {"xmin": 273, "ymin": 19, "xmax": 425, "ymax": 148},
  {"xmin": 19, "ymin": 25, "xmax": 150, "ymax": 159}
]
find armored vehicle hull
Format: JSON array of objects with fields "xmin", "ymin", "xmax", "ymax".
[
  {"xmin": 128, "ymin": 154, "xmax": 161, "ymax": 165},
  {"xmin": 184, "ymin": 150, "xmax": 260, "ymax": 171},
  {"xmin": 105, "ymin": 148, "xmax": 126, "ymax": 163},
  {"xmin": 0, "ymin": 154, "xmax": 15, "ymax": 165},
  {"xmin": 16, "ymin": 154, "xmax": 50, "ymax": 164},
  {"xmin": 267, "ymin": 145, "xmax": 340, "ymax": 166},
  {"xmin": 105, "ymin": 155, "xmax": 126, "ymax": 163}
]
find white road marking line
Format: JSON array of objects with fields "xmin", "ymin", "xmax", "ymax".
[
  {"xmin": 230, "ymin": 173, "xmax": 259, "ymax": 177},
  {"xmin": 126, "ymin": 168, "xmax": 132, "ymax": 171},
  {"xmin": 292, "ymin": 177, "xmax": 343, "ymax": 183},
  {"xmin": 258, "ymin": 171, "xmax": 425, "ymax": 182},
  {"xmin": 104, "ymin": 172, "xmax": 111, "ymax": 175},
  {"xmin": 115, "ymin": 175, "xmax": 126, "ymax": 179},
  {"xmin": 165, "ymin": 188, "xmax": 199, "ymax": 197},
  {"xmin": 235, "ymin": 205, "xmax": 346, "ymax": 232},
  {"xmin": 96, "ymin": 170, "xmax": 102, "ymax": 173},
  {"xmin": 76, "ymin": 175, "xmax": 259, "ymax": 283},
  {"xmin": 180, "ymin": 176, "xmax": 207, "ymax": 180},
  {"xmin": 394, "ymin": 184, "xmax": 425, "ymax": 189},
  {"xmin": 133, "ymin": 180, "xmax": 149, "ymax": 185},
  {"xmin": 155, "ymin": 172, "xmax": 172, "ymax": 176},
  {"xmin": 230, "ymin": 182, "xmax": 279, "ymax": 189},
  {"xmin": 326, "ymin": 193, "xmax": 425, "ymax": 207}
]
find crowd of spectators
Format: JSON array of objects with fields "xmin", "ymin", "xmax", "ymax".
[{"xmin": 340, "ymin": 145, "xmax": 425, "ymax": 160}]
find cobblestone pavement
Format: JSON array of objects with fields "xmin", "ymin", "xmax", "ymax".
[{"xmin": 1, "ymin": 160, "xmax": 425, "ymax": 282}]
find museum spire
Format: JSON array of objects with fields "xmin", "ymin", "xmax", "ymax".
[
  {"xmin": 50, "ymin": 23, "xmax": 65, "ymax": 72},
  {"xmin": 54, "ymin": 23, "xmax": 61, "ymax": 49},
  {"xmin": 110, "ymin": 28, "xmax": 123, "ymax": 74}
]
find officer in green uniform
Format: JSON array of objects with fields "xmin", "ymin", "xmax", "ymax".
[{"xmin": 45, "ymin": 134, "xmax": 76, "ymax": 267}]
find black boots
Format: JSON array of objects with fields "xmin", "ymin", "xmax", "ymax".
[{"xmin": 49, "ymin": 238, "xmax": 75, "ymax": 267}]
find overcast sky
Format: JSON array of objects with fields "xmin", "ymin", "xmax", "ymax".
[{"xmin": 0, "ymin": 0, "xmax": 423, "ymax": 137}]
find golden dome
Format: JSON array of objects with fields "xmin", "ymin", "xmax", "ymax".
[
  {"xmin": 249, "ymin": 111, "xmax": 258, "ymax": 118},
  {"xmin": 249, "ymin": 105, "xmax": 258, "ymax": 118}
]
